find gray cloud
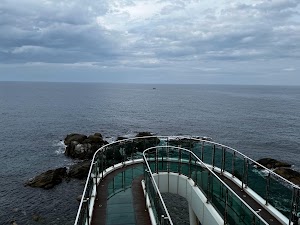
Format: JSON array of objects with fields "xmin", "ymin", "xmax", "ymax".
[{"xmin": 0, "ymin": 0, "xmax": 299, "ymax": 84}]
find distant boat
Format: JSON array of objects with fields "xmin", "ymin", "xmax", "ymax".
[{"xmin": 153, "ymin": 87, "xmax": 156, "ymax": 90}]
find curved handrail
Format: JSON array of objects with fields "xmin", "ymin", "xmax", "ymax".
[
  {"xmin": 143, "ymin": 146, "xmax": 269, "ymax": 225},
  {"xmin": 74, "ymin": 135, "xmax": 299, "ymax": 225}
]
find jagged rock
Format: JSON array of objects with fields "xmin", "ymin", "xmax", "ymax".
[
  {"xmin": 257, "ymin": 158, "xmax": 291, "ymax": 169},
  {"xmin": 25, "ymin": 167, "xmax": 67, "ymax": 189},
  {"xmin": 76, "ymin": 195, "xmax": 83, "ymax": 202},
  {"xmin": 274, "ymin": 168, "xmax": 300, "ymax": 185},
  {"xmin": 135, "ymin": 132, "xmax": 153, "ymax": 137},
  {"xmin": 68, "ymin": 161, "xmax": 91, "ymax": 179},
  {"xmin": 116, "ymin": 136, "xmax": 127, "ymax": 141},
  {"xmin": 32, "ymin": 214, "xmax": 41, "ymax": 222},
  {"xmin": 64, "ymin": 133, "xmax": 108, "ymax": 159},
  {"xmin": 64, "ymin": 133, "xmax": 87, "ymax": 145}
]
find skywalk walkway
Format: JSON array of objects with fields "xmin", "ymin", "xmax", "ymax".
[
  {"xmin": 74, "ymin": 136, "xmax": 299, "ymax": 225},
  {"xmin": 91, "ymin": 163, "xmax": 151, "ymax": 225}
]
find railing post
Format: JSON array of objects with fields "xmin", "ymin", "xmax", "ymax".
[
  {"xmin": 101, "ymin": 152, "xmax": 104, "ymax": 181},
  {"xmin": 93, "ymin": 161, "xmax": 98, "ymax": 185},
  {"xmin": 207, "ymin": 171, "xmax": 211, "ymax": 203},
  {"xmin": 155, "ymin": 147, "xmax": 158, "ymax": 174},
  {"xmin": 194, "ymin": 159, "xmax": 198, "ymax": 186},
  {"xmin": 265, "ymin": 172, "xmax": 270, "ymax": 205},
  {"xmin": 201, "ymin": 141, "xmax": 204, "ymax": 161},
  {"xmin": 232, "ymin": 151, "xmax": 236, "ymax": 178},
  {"xmin": 241, "ymin": 157, "xmax": 245, "ymax": 190},
  {"xmin": 188, "ymin": 152, "xmax": 192, "ymax": 179},
  {"xmin": 178, "ymin": 148, "xmax": 182, "ymax": 174},
  {"xmin": 83, "ymin": 198, "xmax": 89, "ymax": 224},
  {"xmin": 221, "ymin": 147, "xmax": 226, "ymax": 175},
  {"xmin": 224, "ymin": 189, "xmax": 228, "ymax": 224},
  {"xmin": 245, "ymin": 159, "xmax": 248, "ymax": 188},
  {"xmin": 212, "ymin": 145, "xmax": 215, "ymax": 169},
  {"xmin": 161, "ymin": 215, "xmax": 165, "ymax": 225}
]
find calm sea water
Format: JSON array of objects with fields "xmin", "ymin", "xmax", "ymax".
[{"xmin": 0, "ymin": 82, "xmax": 299, "ymax": 224}]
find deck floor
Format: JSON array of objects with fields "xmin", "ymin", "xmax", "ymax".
[
  {"xmin": 216, "ymin": 173, "xmax": 283, "ymax": 225},
  {"xmin": 91, "ymin": 163, "xmax": 285, "ymax": 225},
  {"xmin": 91, "ymin": 164, "xmax": 151, "ymax": 225}
]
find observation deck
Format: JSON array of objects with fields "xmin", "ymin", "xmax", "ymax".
[{"xmin": 74, "ymin": 136, "xmax": 300, "ymax": 225}]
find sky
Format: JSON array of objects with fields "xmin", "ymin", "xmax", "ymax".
[{"xmin": 0, "ymin": 0, "xmax": 300, "ymax": 85}]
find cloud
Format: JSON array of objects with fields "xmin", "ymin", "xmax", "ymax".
[{"xmin": 0, "ymin": 0, "xmax": 300, "ymax": 84}]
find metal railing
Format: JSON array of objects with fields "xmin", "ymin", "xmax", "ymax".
[
  {"xmin": 143, "ymin": 146, "xmax": 268, "ymax": 225},
  {"xmin": 74, "ymin": 136, "xmax": 300, "ymax": 225}
]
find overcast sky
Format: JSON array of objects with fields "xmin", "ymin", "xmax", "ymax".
[{"xmin": 0, "ymin": 0, "xmax": 299, "ymax": 84}]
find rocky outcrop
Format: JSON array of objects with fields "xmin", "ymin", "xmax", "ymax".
[
  {"xmin": 64, "ymin": 133, "xmax": 108, "ymax": 159},
  {"xmin": 68, "ymin": 161, "xmax": 91, "ymax": 179},
  {"xmin": 274, "ymin": 168, "xmax": 300, "ymax": 185},
  {"xmin": 256, "ymin": 158, "xmax": 300, "ymax": 186},
  {"xmin": 25, "ymin": 167, "xmax": 67, "ymax": 189},
  {"xmin": 256, "ymin": 158, "xmax": 291, "ymax": 169}
]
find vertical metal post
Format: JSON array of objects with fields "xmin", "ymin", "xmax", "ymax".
[
  {"xmin": 93, "ymin": 162, "xmax": 98, "ymax": 185},
  {"xmin": 179, "ymin": 148, "xmax": 182, "ymax": 174},
  {"xmin": 113, "ymin": 174, "xmax": 116, "ymax": 192},
  {"xmin": 83, "ymin": 198, "xmax": 89, "ymax": 224},
  {"xmin": 101, "ymin": 152, "xmax": 104, "ymax": 181},
  {"xmin": 266, "ymin": 172, "xmax": 270, "ymax": 205},
  {"xmin": 232, "ymin": 151, "xmax": 236, "ymax": 177},
  {"xmin": 161, "ymin": 148, "xmax": 164, "ymax": 171},
  {"xmin": 241, "ymin": 157, "xmax": 245, "ymax": 190},
  {"xmin": 188, "ymin": 152, "xmax": 192, "ymax": 179},
  {"xmin": 155, "ymin": 147, "xmax": 158, "ymax": 174},
  {"xmin": 224, "ymin": 189, "xmax": 228, "ymax": 224},
  {"xmin": 207, "ymin": 171, "xmax": 211, "ymax": 203},
  {"xmin": 161, "ymin": 215, "xmax": 165, "ymax": 225},
  {"xmin": 289, "ymin": 187, "xmax": 299, "ymax": 225},
  {"xmin": 112, "ymin": 146, "xmax": 115, "ymax": 167},
  {"xmin": 245, "ymin": 159, "xmax": 249, "ymax": 188},
  {"xmin": 194, "ymin": 159, "xmax": 198, "ymax": 186},
  {"xmin": 201, "ymin": 141, "xmax": 204, "ymax": 161},
  {"xmin": 221, "ymin": 147, "xmax": 226, "ymax": 174},
  {"xmin": 212, "ymin": 145, "xmax": 215, "ymax": 169}
]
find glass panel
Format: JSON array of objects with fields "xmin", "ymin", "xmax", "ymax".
[
  {"xmin": 214, "ymin": 145, "xmax": 223, "ymax": 169},
  {"xmin": 202, "ymin": 142, "xmax": 213, "ymax": 165},
  {"xmin": 234, "ymin": 155, "xmax": 244, "ymax": 182},
  {"xmin": 191, "ymin": 141, "xmax": 201, "ymax": 158},
  {"xmin": 247, "ymin": 162, "xmax": 266, "ymax": 199},
  {"xmin": 211, "ymin": 176, "xmax": 225, "ymax": 218},
  {"xmin": 269, "ymin": 175, "xmax": 293, "ymax": 217},
  {"xmin": 224, "ymin": 148, "xmax": 233, "ymax": 174}
]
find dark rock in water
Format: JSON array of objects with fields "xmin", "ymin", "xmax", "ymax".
[
  {"xmin": 274, "ymin": 168, "xmax": 300, "ymax": 185},
  {"xmin": 168, "ymin": 138, "xmax": 198, "ymax": 149},
  {"xmin": 32, "ymin": 214, "xmax": 41, "ymax": 222},
  {"xmin": 25, "ymin": 167, "xmax": 67, "ymax": 189},
  {"xmin": 68, "ymin": 161, "xmax": 91, "ymax": 179},
  {"xmin": 135, "ymin": 132, "xmax": 153, "ymax": 137},
  {"xmin": 64, "ymin": 133, "xmax": 87, "ymax": 145},
  {"xmin": 116, "ymin": 136, "xmax": 128, "ymax": 141},
  {"xmin": 76, "ymin": 195, "xmax": 83, "ymax": 202},
  {"xmin": 256, "ymin": 158, "xmax": 291, "ymax": 169},
  {"xmin": 64, "ymin": 133, "xmax": 108, "ymax": 159}
]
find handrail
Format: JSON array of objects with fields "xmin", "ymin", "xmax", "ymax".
[
  {"xmin": 74, "ymin": 135, "xmax": 299, "ymax": 225},
  {"xmin": 143, "ymin": 148, "xmax": 174, "ymax": 225},
  {"xmin": 143, "ymin": 146, "xmax": 269, "ymax": 225}
]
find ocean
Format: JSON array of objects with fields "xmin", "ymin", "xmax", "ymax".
[{"xmin": 0, "ymin": 81, "xmax": 299, "ymax": 224}]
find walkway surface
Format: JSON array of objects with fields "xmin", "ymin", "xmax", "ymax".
[
  {"xmin": 91, "ymin": 164, "xmax": 151, "ymax": 225},
  {"xmin": 216, "ymin": 173, "xmax": 283, "ymax": 225},
  {"xmin": 90, "ymin": 162, "xmax": 284, "ymax": 225}
]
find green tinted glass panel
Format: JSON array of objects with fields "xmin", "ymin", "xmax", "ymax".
[
  {"xmin": 269, "ymin": 176, "xmax": 293, "ymax": 217},
  {"xmin": 214, "ymin": 145, "xmax": 223, "ymax": 169},
  {"xmin": 247, "ymin": 163, "xmax": 266, "ymax": 199}
]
